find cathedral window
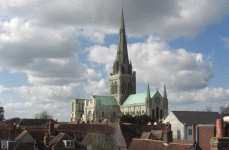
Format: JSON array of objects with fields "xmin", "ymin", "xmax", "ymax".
[
  {"xmin": 128, "ymin": 82, "xmax": 132, "ymax": 94},
  {"xmin": 82, "ymin": 103, "xmax": 84, "ymax": 111},
  {"xmin": 160, "ymin": 110, "xmax": 163, "ymax": 119},
  {"xmin": 152, "ymin": 109, "xmax": 155, "ymax": 117},
  {"xmin": 114, "ymin": 82, "xmax": 117, "ymax": 94},
  {"xmin": 113, "ymin": 112, "xmax": 116, "ymax": 118},
  {"xmin": 122, "ymin": 82, "xmax": 127, "ymax": 94},
  {"xmin": 156, "ymin": 107, "xmax": 159, "ymax": 120},
  {"xmin": 102, "ymin": 112, "xmax": 104, "ymax": 117}
]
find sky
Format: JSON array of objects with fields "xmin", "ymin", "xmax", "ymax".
[{"xmin": 0, "ymin": 0, "xmax": 229, "ymax": 122}]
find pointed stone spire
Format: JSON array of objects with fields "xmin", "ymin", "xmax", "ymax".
[
  {"xmin": 147, "ymin": 83, "xmax": 150, "ymax": 100},
  {"xmin": 163, "ymin": 84, "xmax": 167, "ymax": 99},
  {"xmin": 115, "ymin": 8, "xmax": 129, "ymax": 69}
]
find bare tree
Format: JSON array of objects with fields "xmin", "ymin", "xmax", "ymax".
[
  {"xmin": 0, "ymin": 107, "xmax": 4, "ymax": 122},
  {"xmin": 34, "ymin": 111, "xmax": 53, "ymax": 119},
  {"xmin": 219, "ymin": 105, "xmax": 229, "ymax": 116},
  {"xmin": 204, "ymin": 106, "xmax": 212, "ymax": 112}
]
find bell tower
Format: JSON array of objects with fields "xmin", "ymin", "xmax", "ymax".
[{"xmin": 109, "ymin": 9, "xmax": 136, "ymax": 105}]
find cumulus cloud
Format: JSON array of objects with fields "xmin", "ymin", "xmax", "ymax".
[
  {"xmin": 83, "ymin": 79, "xmax": 109, "ymax": 96},
  {"xmin": 1, "ymin": 0, "xmax": 229, "ymax": 39},
  {"xmin": 88, "ymin": 36, "xmax": 213, "ymax": 92},
  {"xmin": 0, "ymin": 85, "xmax": 10, "ymax": 93}
]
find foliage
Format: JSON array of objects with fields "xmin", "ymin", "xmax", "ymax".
[
  {"xmin": 34, "ymin": 111, "xmax": 53, "ymax": 119},
  {"xmin": 219, "ymin": 105, "xmax": 229, "ymax": 115},
  {"xmin": 120, "ymin": 114, "xmax": 156, "ymax": 125},
  {"xmin": 4, "ymin": 118, "xmax": 20, "ymax": 124},
  {"xmin": 90, "ymin": 132, "xmax": 116, "ymax": 150},
  {"xmin": 0, "ymin": 107, "xmax": 4, "ymax": 122}
]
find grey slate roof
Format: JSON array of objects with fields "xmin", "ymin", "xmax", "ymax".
[
  {"xmin": 172, "ymin": 111, "xmax": 223, "ymax": 125},
  {"xmin": 18, "ymin": 119, "xmax": 55, "ymax": 127}
]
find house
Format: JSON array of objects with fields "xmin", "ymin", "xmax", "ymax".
[{"xmin": 163, "ymin": 111, "xmax": 223, "ymax": 140}]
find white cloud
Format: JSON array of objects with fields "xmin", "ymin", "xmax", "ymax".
[
  {"xmin": 223, "ymin": 37, "xmax": 229, "ymax": 48},
  {"xmin": 88, "ymin": 36, "xmax": 213, "ymax": 92},
  {"xmin": 1, "ymin": 0, "xmax": 228, "ymax": 39},
  {"xmin": 0, "ymin": 85, "xmax": 10, "ymax": 93},
  {"xmin": 83, "ymin": 79, "xmax": 109, "ymax": 96}
]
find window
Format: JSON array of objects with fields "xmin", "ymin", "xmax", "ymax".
[
  {"xmin": 79, "ymin": 103, "xmax": 80, "ymax": 111},
  {"xmin": 113, "ymin": 112, "xmax": 116, "ymax": 118},
  {"xmin": 63, "ymin": 140, "xmax": 75, "ymax": 148},
  {"xmin": 102, "ymin": 112, "xmax": 104, "ymax": 117},
  {"xmin": 82, "ymin": 103, "xmax": 84, "ymax": 111},
  {"xmin": 188, "ymin": 129, "xmax": 192, "ymax": 135}
]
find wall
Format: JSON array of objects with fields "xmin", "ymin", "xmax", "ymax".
[
  {"xmin": 163, "ymin": 112, "xmax": 184, "ymax": 140},
  {"xmin": 198, "ymin": 126, "xmax": 216, "ymax": 150}
]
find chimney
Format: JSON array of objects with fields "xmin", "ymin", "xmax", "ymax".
[
  {"xmin": 77, "ymin": 120, "xmax": 80, "ymax": 124},
  {"xmin": 44, "ymin": 133, "xmax": 49, "ymax": 146},
  {"xmin": 49, "ymin": 121, "xmax": 54, "ymax": 136},
  {"xmin": 216, "ymin": 119, "xmax": 225, "ymax": 137},
  {"xmin": 164, "ymin": 130, "xmax": 173, "ymax": 145},
  {"xmin": 192, "ymin": 124, "xmax": 196, "ymax": 142}
]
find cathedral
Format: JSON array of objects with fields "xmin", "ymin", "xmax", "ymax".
[{"xmin": 70, "ymin": 10, "xmax": 168, "ymax": 123}]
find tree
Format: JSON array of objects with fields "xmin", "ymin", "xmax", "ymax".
[
  {"xmin": 0, "ymin": 107, "xmax": 4, "ymax": 122},
  {"xmin": 90, "ymin": 132, "xmax": 116, "ymax": 150},
  {"xmin": 119, "ymin": 114, "xmax": 156, "ymax": 125},
  {"xmin": 204, "ymin": 106, "xmax": 212, "ymax": 112},
  {"xmin": 219, "ymin": 105, "xmax": 229, "ymax": 116},
  {"xmin": 34, "ymin": 111, "xmax": 53, "ymax": 119}
]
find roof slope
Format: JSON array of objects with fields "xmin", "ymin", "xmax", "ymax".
[
  {"xmin": 122, "ymin": 91, "xmax": 156, "ymax": 105},
  {"xmin": 18, "ymin": 119, "xmax": 54, "ymax": 126},
  {"xmin": 92, "ymin": 95, "xmax": 118, "ymax": 105},
  {"xmin": 172, "ymin": 111, "xmax": 223, "ymax": 125}
]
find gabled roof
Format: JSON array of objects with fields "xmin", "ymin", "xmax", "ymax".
[
  {"xmin": 15, "ymin": 130, "xmax": 28, "ymax": 141},
  {"xmin": 49, "ymin": 133, "xmax": 71, "ymax": 148},
  {"xmin": 122, "ymin": 91, "xmax": 156, "ymax": 105},
  {"xmin": 172, "ymin": 111, "xmax": 223, "ymax": 125},
  {"xmin": 92, "ymin": 95, "xmax": 118, "ymax": 105}
]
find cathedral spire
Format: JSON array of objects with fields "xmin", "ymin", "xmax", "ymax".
[
  {"xmin": 163, "ymin": 84, "xmax": 167, "ymax": 99},
  {"xmin": 115, "ymin": 8, "xmax": 129, "ymax": 68},
  {"xmin": 147, "ymin": 83, "xmax": 150, "ymax": 100}
]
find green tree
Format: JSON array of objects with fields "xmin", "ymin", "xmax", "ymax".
[
  {"xmin": 120, "ymin": 114, "xmax": 156, "ymax": 125},
  {"xmin": 0, "ymin": 107, "xmax": 4, "ymax": 122},
  {"xmin": 90, "ymin": 132, "xmax": 116, "ymax": 150}
]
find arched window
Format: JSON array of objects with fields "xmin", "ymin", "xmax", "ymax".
[
  {"xmin": 82, "ymin": 103, "xmax": 84, "ymax": 111},
  {"xmin": 160, "ymin": 110, "xmax": 163, "ymax": 119},
  {"xmin": 114, "ymin": 82, "xmax": 117, "ymax": 94},
  {"xmin": 152, "ymin": 109, "xmax": 155, "ymax": 117},
  {"xmin": 111, "ymin": 83, "xmax": 114, "ymax": 94},
  {"xmin": 128, "ymin": 82, "xmax": 132, "ymax": 94},
  {"xmin": 102, "ymin": 112, "xmax": 104, "ymax": 117},
  {"xmin": 156, "ymin": 107, "xmax": 159, "ymax": 120},
  {"xmin": 122, "ymin": 82, "xmax": 127, "ymax": 94},
  {"xmin": 79, "ymin": 103, "xmax": 80, "ymax": 111}
]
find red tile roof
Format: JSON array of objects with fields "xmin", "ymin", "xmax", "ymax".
[
  {"xmin": 81, "ymin": 133, "xmax": 96, "ymax": 146},
  {"xmin": 15, "ymin": 130, "xmax": 28, "ymax": 141},
  {"xmin": 128, "ymin": 138, "xmax": 194, "ymax": 150}
]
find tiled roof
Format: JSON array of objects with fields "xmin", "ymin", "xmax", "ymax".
[
  {"xmin": 14, "ymin": 142, "xmax": 34, "ymax": 150},
  {"xmin": 18, "ymin": 119, "xmax": 54, "ymax": 127},
  {"xmin": 128, "ymin": 138, "xmax": 194, "ymax": 150},
  {"xmin": 0, "ymin": 129, "xmax": 10, "ymax": 140},
  {"xmin": 151, "ymin": 130, "xmax": 163, "ymax": 139},
  {"xmin": 15, "ymin": 130, "xmax": 28, "ymax": 141},
  {"xmin": 172, "ymin": 111, "xmax": 223, "ymax": 125},
  {"xmin": 49, "ymin": 133, "xmax": 67, "ymax": 148},
  {"xmin": 81, "ymin": 132, "xmax": 96, "ymax": 146},
  {"xmin": 140, "ymin": 132, "xmax": 151, "ymax": 139},
  {"xmin": 122, "ymin": 91, "xmax": 156, "ymax": 105},
  {"xmin": 92, "ymin": 95, "xmax": 118, "ymax": 105},
  {"xmin": 69, "ymin": 121, "xmax": 86, "ymax": 124}
]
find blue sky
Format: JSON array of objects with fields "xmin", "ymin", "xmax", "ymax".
[{"xmin": 0, "ymin": 0, "xmax": 229, "ymax": 121}]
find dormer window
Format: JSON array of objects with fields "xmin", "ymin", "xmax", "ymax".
[{"xmin": 63, "ymin": 140, "xmax": 75, "ymax": 148}]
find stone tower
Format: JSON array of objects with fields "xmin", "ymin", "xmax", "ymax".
[{"xmin": 109, "ymin": 9, "xmax": 136, "ymax": 105}]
